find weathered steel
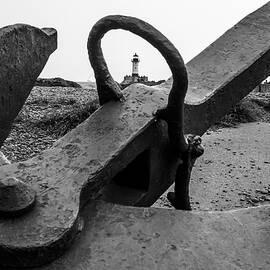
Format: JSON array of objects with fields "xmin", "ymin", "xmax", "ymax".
[
  {"xmin": 88, "ymin": 15, "xmax": 189, "ymax": 153},
  {"xmin": 0, "ymin": 2, "xmax": 270, "ymax": 269},
  {"xmin": 0, "ymin": 24, "xmax": 57, "ymax": 147},
  {"xmin": 88, "ymin": 16, "xmax": 204, "ymax": 211},
  {"xmin": 0, "ymin": 25, "xmax": 57, "ymax": 218},
  {"xmin": 0, "ymin": 176, "xmax": 36, "ymax": 217},
  {"xmin": 25, "ymin": 201, "xmax": 270, "ymax": 270},
  {"xmin": 0, "ymin": 85, "xmax": 175, "ymax": 268},
  {"xmin": 182, "ymin": 2, "xmax": 270, "ymax": 135},
  {"xmin": 0, "ymin": 15, "xmax": 191, "ymax": 267},
  {"xmin": 0, "ymin": 152, "xmax": 36, "ymax": 217},
  {"xmin": 167, "ymin": 135, "xmax": 204, "ymax": 210},
  {"xmin": 0, "ymin": 150, "xmax": 36, "ymax": 217}
]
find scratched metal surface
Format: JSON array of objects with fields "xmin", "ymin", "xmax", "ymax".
[
  {"xmin": 0, "ymin": 84, "xmax": 169, "ymax": 267},
  {"xmin": 161, "ymin": 2, "xmax": 270, "ymax": 134},
  {"xmin": 31, "ymin": 201, "xmax": 270, "ymax": 270},
  {"xmin": 1, "ymin": 2, "xmax": 270, "ymax": 269},
  {"xmin": 0, "ymin": 25, "xmax": 57, "ymax": 147}
]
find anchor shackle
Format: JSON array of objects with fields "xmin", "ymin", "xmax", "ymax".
[{"xmin": 88, "ymin": 15, "xmax": 189, "ymax": 152}]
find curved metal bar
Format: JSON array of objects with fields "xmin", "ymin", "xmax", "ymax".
[{"xmin": 88, "ymin": 15, "xmax": 189, "ymax": 152}]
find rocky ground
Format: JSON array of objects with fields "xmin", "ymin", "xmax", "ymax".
[
  {"xmin": 1, "ymin": 85, "xmax": 98, "ymax": 162},
  {"xmin": 1, "ymin": 86, "xmax": 270, "ymax": 211}
]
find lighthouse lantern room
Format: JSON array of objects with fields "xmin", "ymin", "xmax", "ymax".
[{"xmin": 131, "ymin": 53, "xmax": 139, "ymax": 77}]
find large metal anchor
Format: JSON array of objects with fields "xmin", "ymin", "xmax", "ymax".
[
  {"xmin": 0, "ymin": 16, "xmax": 201, "ymax": 268},
  {"xmin": 88, "ymin": 15, "xmax": 204, "ymax": 210},
  {"xmin": 1, "ymin": 1, "xmax": 270, "ymax": 266}
]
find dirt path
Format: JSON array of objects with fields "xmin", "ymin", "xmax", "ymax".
[{"xmin": 155, "ymin": 122, "xmax": 270, "ymax": 210}]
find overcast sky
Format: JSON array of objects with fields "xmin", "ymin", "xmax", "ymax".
[{"xmin": 1, "ymin": 0, "xmax": 269, "ymax": 82}]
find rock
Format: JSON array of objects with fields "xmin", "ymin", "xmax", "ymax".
[
  {"xmin": 35, "ymin": 77, "xmax": 82, "ymax": 88},
  {"xmin": 0, "ymin": 151, "xmax": 10, "ymax": 166},
  {"xmin": 0, "ymin": 24, "xmax": 57, "ymax": 148},
  {"xmin": 256, "ymin": 189, "xmax": 269, "ymax": 195},
  {"xmin": 249, "ymin": 197, "xmax": 259, "ymax": 203}
]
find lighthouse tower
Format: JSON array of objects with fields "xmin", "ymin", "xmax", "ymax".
[
  {"xmin": 131, "ymin": 53, "xmax": 139, "ymax": 77},
  {"xmin": 120, "ymin": 53, "xmax": 149, "ymax": 88}
]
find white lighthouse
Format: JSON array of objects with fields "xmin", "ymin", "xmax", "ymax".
[{"xmin": 131, "ymin": 53, "xmax": 139, "ymax": 77}]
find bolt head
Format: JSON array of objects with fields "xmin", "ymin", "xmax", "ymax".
[{"xmin": 0, "ymin": 177, "xmax": 36, "ymax": 217}]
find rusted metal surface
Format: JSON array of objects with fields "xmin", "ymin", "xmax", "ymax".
[
  {"xmin": 25, "ymin": 201, "xmax": 270, "ymax": 270},
  {"xmin": 88, "ymin": 15, "xmax": 201, "ymax": 211},
  {"xmin": 0, "ymin": 3, "xmax": 270, "ymax": 269},
  {"xmin": 88, "ymin": 15, "xmax": 189, "ymax": 153},
  {"xmin": 0, "ymin": 16, "xmax": 191, "ymax": 268},
  {"xmin": 0, "ymin": 176, "xmax": 36, "ymax": 217},
  {"xmin": 167, "ymin": 135, "xmax": 204, "ymax": 210},
  {"xmin": 0, "ymin": 85, "xmax": 175, "ymax": 268},
  {"xmin": 0, "ymin": 25, "xmax": 56, "ymax": 219},
  {"xmin": 0, "ymin": 25, "xmax": 57, "ymax": 147},
  {"xmin": 182, "ymin": 2, "xmax": 270, "ymax": 134}
]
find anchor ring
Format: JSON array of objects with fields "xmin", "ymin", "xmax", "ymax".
[{"xmin": 88, "ymin": 15, "xmax": 189, "ymax": 152}]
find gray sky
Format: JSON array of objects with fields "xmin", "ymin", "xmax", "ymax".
[{"xmin": 1, "ymin": 0, "xmax": 269, "ymax": 82}]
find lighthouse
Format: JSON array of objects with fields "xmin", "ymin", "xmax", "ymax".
[
  {"xmin": 121, "ymin": 53, "xmax": 150, "ymax": 88},
  {"xmin": 131, "ymin": 53, "xmax": 139, "ymax": 77}
]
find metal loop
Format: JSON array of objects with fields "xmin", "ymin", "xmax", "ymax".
[{"xmin": 88, "ymin": 15, "xmax": 188, "ymax": 152}]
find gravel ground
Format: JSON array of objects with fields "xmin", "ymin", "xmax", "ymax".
[{"xmin": 1, "ymin": 85, "xmax": 98, "ymax": 162}]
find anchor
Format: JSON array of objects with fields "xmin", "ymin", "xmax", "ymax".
[
  {"xmin": 0, "ymin": 15, "xmax": 202, "ymax": 268},
  {"xmin": 88, "ymin": 15, "xmax": 204, "ymax": 210},
  {"xmin": 0, "ymin": 2, "xmax": 270, "ymax": 269}
]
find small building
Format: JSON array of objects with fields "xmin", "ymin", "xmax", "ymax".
[{"xmin": 120, "ymin": 53, "xmax": 148, "ymax": 88}]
